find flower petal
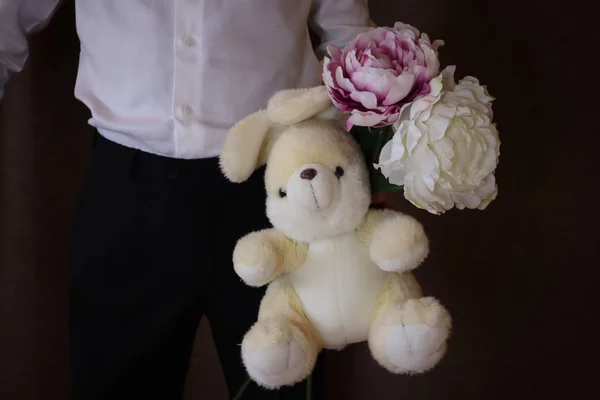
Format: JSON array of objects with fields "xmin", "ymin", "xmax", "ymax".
[
  {"xmin": 335, "ymin": 65, "xmax": 356, "ymax": 93},
  {"xmin": 348, "ymin": 110, "xmax": 387, "ymax": 127},
  {"xmin": 375, "ymin": 140, "xmax": 408, "ymax": 186},
  {"xmin": 421, "ymin": 44, "xmax": 440, "ymax": 80},
  {"xmin": 322, "ymin": 59, "xmax": 337, "ymax": 88},
  {"xmin": 383, "ymin": 73, "xmax": 416, "ymax": 105},
  {"xmin": 350, "ymin": 68, "xmax": 396, "ymax": 101},
  {"xmin": 327, "ymin": 44, "xmax": 343, "ymax": 61},
  {"xmin": 441, "ymin": 65, "xmax": 457, "ymax": 91},
  {"xmin": 350, "ymin": 90, "xmax": 378, "ymax": 109},
  {"xmin": 393, "ymin": 22, "xmax": 420, "ymax": 38},
  {"xmin": 405, "ymin": 121, "xmax": 422, "ymax": 155}
]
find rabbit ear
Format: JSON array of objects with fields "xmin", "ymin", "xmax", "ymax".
[
  {"xmin": 266, "ymin": 86, "xmax": 334, "ymax": 125},
  {"xmin": 219, "ymin": 110, "xmax": 281, "ymax": 183},
  {"xmin": 220, "ymin": 86, "xmax": 339, "ymax": 182}
]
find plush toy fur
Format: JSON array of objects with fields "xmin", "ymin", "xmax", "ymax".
[{"xmin": 219, "ymin": 86, "xmax": 452, "ymax": 389}]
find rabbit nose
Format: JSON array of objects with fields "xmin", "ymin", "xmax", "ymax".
[{"xmin": 300, "ymin": 168, "xmax": 317, "ymax": 180}]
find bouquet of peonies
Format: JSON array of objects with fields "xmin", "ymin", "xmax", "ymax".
[{"xmin": 322, "ymin": 22, "xmax": 500, "ymax": 215}]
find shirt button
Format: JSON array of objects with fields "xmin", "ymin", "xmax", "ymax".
[
  {"xmin": 183, "ymin": 36, "xmax": 196, "ymax": 47},
  {"xmin": 182, "ymin": 105, "xmax": 194, "ymax": 116}
]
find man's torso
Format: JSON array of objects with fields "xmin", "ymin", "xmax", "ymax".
[{"xmin": 74, "ymin": 0, "xmax": 322, "ymax": 159}]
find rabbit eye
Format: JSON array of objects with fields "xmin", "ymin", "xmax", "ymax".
[
  {"xmin": 335, "ymin": 166, "xmax": 345, "ymax": 178},
  {"xmin": 278, "ymin": 188, "xmax": 287, "ymax": 198}
]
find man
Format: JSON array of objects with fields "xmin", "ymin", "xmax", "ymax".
[{"xmin": 0, "ymin": 1, "xmax": 373, "ymax": 399}]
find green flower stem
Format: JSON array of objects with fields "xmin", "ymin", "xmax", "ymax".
[
  {"xmin": 349, "ymin": 125, "xmax": 404, "ymax": 196},
  {"xmin": 231, "ymin": 374, "xmax": 313, "ymax": 400},
  {"xmin": 232, "ymin": 377, "xmax": 252, "ymax": 400},
  {"xmin": 306, "ymin": 374, "xmax": 313, "ymax": 400}
]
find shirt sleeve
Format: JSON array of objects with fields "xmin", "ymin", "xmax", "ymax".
[
  {"xmin": 0, "ymin": 0, "xmax": 62, "ymax": 100},
  {"xmin": 309, "ymin": 0, "xmax": 376, "ymax": 59}
]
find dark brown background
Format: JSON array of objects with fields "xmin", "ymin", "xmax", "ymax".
[{"xmin": 1, "ymin": 1, "xmax": 598, "ymax": 399}]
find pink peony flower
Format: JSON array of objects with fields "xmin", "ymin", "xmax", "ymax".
[{"xmin": 323, "ymin": 22, "xmax": 444, "ymax": 129}]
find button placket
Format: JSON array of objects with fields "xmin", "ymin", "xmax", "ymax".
[{"xmin": 172, "ymin": 1, "xmax": 205, "ymax": 157}]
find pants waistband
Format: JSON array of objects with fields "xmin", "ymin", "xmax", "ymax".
[{"xmin": 92, "ymin": 132, "xmax": 222, "ymax": 182}]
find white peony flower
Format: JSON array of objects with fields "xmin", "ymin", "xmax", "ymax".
[{"xmin": 375, "ymin": 66, "xmax": 500, "ymax": 214}]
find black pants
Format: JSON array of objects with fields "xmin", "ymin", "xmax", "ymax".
[{"xmin": 69, "ymin": 133, "xmax": 324, "ymax": 399}]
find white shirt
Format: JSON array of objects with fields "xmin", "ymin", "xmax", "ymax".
[{"xmin": 1, "ymin": 0, "xmax": 372, "ymax": 159}]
